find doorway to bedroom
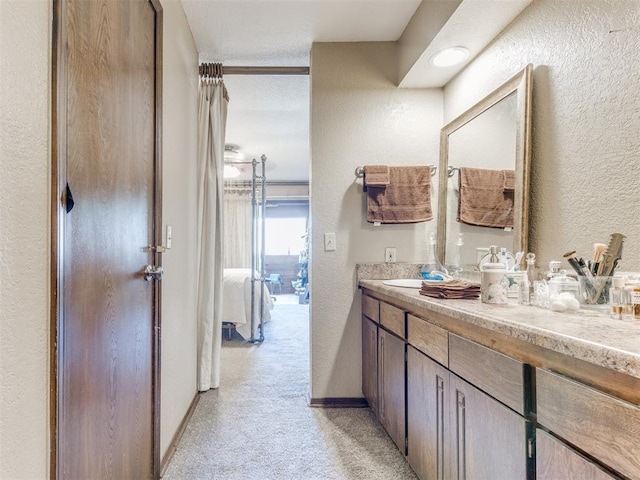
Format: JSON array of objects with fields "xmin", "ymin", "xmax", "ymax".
[{"xmin": 221, "ymin": 71, "xmax": 310, "ymax": 348}]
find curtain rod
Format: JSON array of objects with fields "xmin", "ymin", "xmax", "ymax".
[
  {"xmin": 200, "ymin": 64, "xmax": 309, "ymax": 76},
  {"xmin": 223, "ymin": 66, "xmax": 309, "ymax": 75}
]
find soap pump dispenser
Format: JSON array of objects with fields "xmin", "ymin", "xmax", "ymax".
[{"xmin": 480, "ymin": 246, "xmax": 508, "ymax": 305}]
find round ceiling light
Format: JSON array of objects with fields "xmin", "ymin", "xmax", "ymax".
[
  {"xmin": 430, "ymin": 47, "xmax": 469, "ymax": 68},
  {"xmin": 223, "ymin": 164, "xmax": 242, "ymax": 178},
  {"xmin": 224, "ymin": 143, "xmax": 246, "ymax": 162}
]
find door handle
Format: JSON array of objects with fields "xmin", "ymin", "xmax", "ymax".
[{"xmin": 143, "ymin": 265, "xmax": 163, "ymax": 281}]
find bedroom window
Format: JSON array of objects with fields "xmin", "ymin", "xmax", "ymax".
[{"xmin": 265, "ymin": 217, "xmax": 307, "ymax": 256}]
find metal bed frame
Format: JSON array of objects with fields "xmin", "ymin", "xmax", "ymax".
[{"xmin": 224, "ymin": 155, "xmax": 267, "ymax": 343}]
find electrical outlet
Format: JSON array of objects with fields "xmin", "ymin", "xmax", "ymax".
[{"xmin": 385, "ymin": 247, "xmax": 396, "ymax": 263}]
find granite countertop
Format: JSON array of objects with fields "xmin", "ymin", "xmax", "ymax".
[{"xmin": 359, "ymin": 279, "xmax": 640, "ymax": 381}]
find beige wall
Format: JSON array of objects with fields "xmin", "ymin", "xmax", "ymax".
[
  {"xmin": 309, "ymin": 0, "xmax": 639, "ymax": 400},
  {"xmin": 0, "ymin": 0, "xmax": 199, "ymax": 475},
  {"xmin": 159, "ymin": 0, "xmax": 199, "ymax": 459},
  {"xmin": 0, "ymin": 1, "xmax": 51, "ymax": 478},
  {"xmin": 310, "ymin": 42, "xmax": 442, "ymax": 398},
  {"xmin": 444, "ymin": 0, "xmax": 640, "ymax": 272}
]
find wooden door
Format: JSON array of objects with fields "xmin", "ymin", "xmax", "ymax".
[
  {"xmin": 407, "ymin": 346, "xmax": 449, "ymax": 480},
  {"xmin": 362, "ymin": 316, "xmax": 378, "ymax": 415},
  {"xmin": 378, "ymin": 328, "xmax": 406, "ymax": 453},
  {"xmin": 53, "ymin": 0, "xmax": 162, "ymax": 478},
  {"xmin": 449, "ymin": 374, "xmax": 530, "ymax": 480}
]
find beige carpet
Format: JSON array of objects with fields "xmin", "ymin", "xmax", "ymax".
[{"xmin": 162, "ymin": 302, "xmax": 417, "ymax": 480}]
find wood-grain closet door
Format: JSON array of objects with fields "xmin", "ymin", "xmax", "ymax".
[{"xmin": 53, "ymin": 0, "xmax": 162, "ymax": 478}]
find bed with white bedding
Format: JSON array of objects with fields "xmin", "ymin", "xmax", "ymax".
[{"xmin": 223, "ymin": 268, "xmax": 274, "ymax": 341}]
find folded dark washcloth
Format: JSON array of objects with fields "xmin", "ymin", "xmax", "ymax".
[
  {"xmin": 421, "ymin": 280, "xmax": 480, "ymax": 290},
  {"xmin": 420, "ymin": 279, "xmax": 480, "ymax": 299},
  {"xmin": 367, "ymin": 165, "xmax": 433, "ymax": 224},
  {"xmin": 419, "ymin": 290, "xmax": 480, "ymax": 299},
  {"xmin": 363, "ymin": 165, "xmax": 390, "ymax": 187}
]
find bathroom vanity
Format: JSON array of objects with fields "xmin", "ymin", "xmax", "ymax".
[{"xmin": 360, "ymin": 279, "xmax": 640, "ymax": 480}]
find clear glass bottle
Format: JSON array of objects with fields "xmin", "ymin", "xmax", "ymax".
[
  {"xmin": 525, "ymin": 252, "xmax": 536, "ymax": 284},
  {"xmin": 633, "ymin": 286, "xmax": 640, "ymax": 320},
  {"xmin": 525, "ymin": 252, "xmax": 537, "ymax": 305},
  {"xmin": 421, "ymin": 232, "xmax": 447, "ymax": 280},
  {"xmin": 610, "ymin": 277, "xmax": 633, "ymax": 320},
  {"xmin": 446, "ymin": 233, "xmax": 464, "ymax": 277},
  {"xmin": 546, "ymin": 261, "xmax": 562, "ymax": 281},
  {"xmin": 518, "ymin": 276, "xmax": 531, "ymax": 305}
]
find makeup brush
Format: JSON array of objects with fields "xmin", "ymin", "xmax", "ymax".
[
  {"xmin": 592, "ymin": 243, "xmax": 607, "ymax": 275},
  {"xmin": 563, "ymin": 250, "xmax": 591, "ymax": 277},
  {"xmin": 592, "ymin": 243, "xmax": 607, "ymax": 263}
]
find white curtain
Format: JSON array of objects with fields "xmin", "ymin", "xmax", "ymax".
[
  {"xmin": 196, "ymin": 79, "xmax": 228, "ymax": 391},
  {"xmin": 223, "ymin": 189, "xmax": 252, "ymax": 268}
]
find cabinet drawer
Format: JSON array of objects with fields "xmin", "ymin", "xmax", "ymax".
[
  {"xmin": 362, "ymin": 294, "xmax": 379, "ymax": 323},
  {"xmin": 407, "ymin": 314, "xmax": 448, "ymax": 367},
  {"xmin": 380, "ymin": 301, "xmax": 405, "ymax": 338},
  {"xmin": 449, "ymin": 334, "xmax": 528, "ymax": 415},
  {"xmin": 537, "ymin": 369, "xmax": 640, "ymax": 479},
  {"xmin": 536, "ymin": 429, "xmax": 617, "ymax": 480}
]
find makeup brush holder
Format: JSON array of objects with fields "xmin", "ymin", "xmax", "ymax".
[{"xmin": 579, "ymin": 276, "xmax": 612, "ymax": 307}]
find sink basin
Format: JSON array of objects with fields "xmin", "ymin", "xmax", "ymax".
[{"xmin": 382, "ymin": 279, "xmax": 423, "ymax": 288}]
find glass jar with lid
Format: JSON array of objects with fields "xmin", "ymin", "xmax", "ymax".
[{"xmin": 548, "ymin": 272, "xmax": 580, "ymax": 312}]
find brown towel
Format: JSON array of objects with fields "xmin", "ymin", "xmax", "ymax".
[
  {"xmin": 363, "ymin": 165, "xmax": 390, "ymax": 187},
  {"xmin": 503, "ymin": 169, "xmax": 515, "ymax": 192},
  {"xmin": 419, "ymin": 280, "xmax": 480, "ymax": 299},
  {"xmin": 457, "ymin": 167, "xmax": 514, "ymax": 229},
  {"xmin": 367, "ymin": 166, "xmax": 432, "ymax": 224}
]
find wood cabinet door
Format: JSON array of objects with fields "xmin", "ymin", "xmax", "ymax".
[
  {"xmin": 378, "ymin": 328, "xmax": 406, "ymax": 453},
  {"xmin": 362, "ymin": 316, "xmax": 378, "ymax": 415},
  {"xmin": 537, "ymin": 430, "xmax": 618, "ymax": 480},
  {"xmin": 449, "ymin": 374, "xmax": 530, "ymax": 480},
  {"xmin": 407, "ymin": 346, "xmax": 449, "ymax": 480}
]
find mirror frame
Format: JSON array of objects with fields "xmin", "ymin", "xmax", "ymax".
[{"xmin": 436, "ymin": 64, "xmax": 533, "ymax": 266}]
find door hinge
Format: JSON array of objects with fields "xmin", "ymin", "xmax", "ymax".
[
  {"xmin": 145, "ymin": 245, "xmax": 167, "ymax": 253},
  {"xmin": 527, "ymin": 437, "xmax": 534, "ymax": 458}
]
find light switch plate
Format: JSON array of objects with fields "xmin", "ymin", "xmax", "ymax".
[{"xmin": 324, "ymin": 232, "xmax": 336, "ymax": 251}]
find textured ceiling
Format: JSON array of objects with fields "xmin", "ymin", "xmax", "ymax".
[
  {"xmin": 182, "ymin": 0, "xmax": 422, "ymax": 66},
  {"xmin": 223, "ymin": 74, "xmax": 310, "ymax": 183},
  {"xmin": 181, "ymin": 0, "xmax": 422, "ymax": 183},
  {"xmin": 180, "ymin": 0, "xmax": 530, "ymax": 183}
]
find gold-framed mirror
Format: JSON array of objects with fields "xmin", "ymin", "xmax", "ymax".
[{"xmin": 436, "ymin": 64, "xmax": 533, "ymax": 271}]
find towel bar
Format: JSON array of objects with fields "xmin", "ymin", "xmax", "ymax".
[{"xmin": 355, "ymin": 165, "xmax": 437, "ymax": 178}]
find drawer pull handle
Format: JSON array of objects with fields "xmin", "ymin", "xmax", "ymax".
[
  {"xmin": 379, "ymin": 335, "xmax": 385, "ymax": 421},
  {"xmin": 437, "ymin": 375, "xmax": 445, "ymax": 480},
  {"xmin": 456, "ymin": 390, "xmax": 466, "ymax": 480}
]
